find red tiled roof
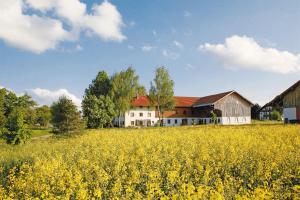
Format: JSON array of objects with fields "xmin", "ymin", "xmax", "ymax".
[
  {"xmin": 194, "ymin": 91, "xmax": 233, "ymax": 106},
  {"xmin": 132, "ymin": 96, "xmax": 151, "ymax": 107},
  {"xmin": 174, "ymin": 96, "xmax": 201, "ymax": 107},
  {"xmin": 131, "ymin": 91, "xmax": 252, "ymax": 108}
]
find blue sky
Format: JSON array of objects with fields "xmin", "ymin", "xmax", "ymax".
[{"xmin": 0, "ymin": 0, "xmax": 300, "ymax": 107}]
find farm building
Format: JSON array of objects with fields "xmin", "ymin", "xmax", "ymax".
[
  {"xmin": 260, "ymin": 80, "xmax": 300, "ymax": 123},
  {"xmin": 117, "ymin": 91, "xmax": 253, "ymax": 127}
]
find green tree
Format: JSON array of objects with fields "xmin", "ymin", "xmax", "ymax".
[
  {"xmin": 270, "ymin": 110, "xmax": 282, "ymax": 121},
  {"xmin": 51, "ymin": 96, "xmax": 83, "ymax": 133},
  {"xmin": 110, "ymin": 67, "xmax": 144, "ymax": 127},
  {"xmin": 82, "ymin": 95, "xmax": 116, "ymax": 128},
  {"xmin": 1, "ymin": 109, "xmax": 31, "ymax": 145},
  {"xmin": 83, "ymin": 71, "xmax": 118, "ymax": 128},
  {"xmin": 211, "ymin": 111, "xmax": 217, "ymax": 124},
  {"xmin": 0, "ymin": 89, "xmax": 6, "ymax": 127},
  {"xmin": 85, "ymin": 71, "xmax": 111, "ymax": 97},
  {"xmin": 149, "ymin": 67, "xmax": 175, "ymax": 126},
  {"xmin": 35, "ymin": 105, "xmax": 52, "ymax": 128}
]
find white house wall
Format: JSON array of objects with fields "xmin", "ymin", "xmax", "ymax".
[{"xmin": 124, "ymin": 108, "xmax": 159, "ymax": 127}]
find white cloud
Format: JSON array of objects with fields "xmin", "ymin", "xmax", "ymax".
[
  {"xmin": 29, "ymin": 88, "xmax": 82, "ymax": 108},
  {"xmin": 0, "ymin": 0, "xmax": 70, "ymax": 54},
  {"xmin": 162, "ymin": 49, "xmax": 179, "ymax": 60},
  {"xmin": 128, "ymin": 21, "xmax": 136, "ymax": 27},
  {"xmin": 0, "ymin": 0, "xmax": 125, "ymax": 53},
  {"xmin": 142, "ymin": 44, "xmax": 156, "ymax": 52},
  {"xmin": 173, "ymin": 40, "xmax": 183, "ymax": 49},
  {"xmin": 184, "ymin": 10, "xmax": 191, "ymax": 17},
  {"xmin": 199, "ymin": 35, "xmax": 300, "ymax": 74}
]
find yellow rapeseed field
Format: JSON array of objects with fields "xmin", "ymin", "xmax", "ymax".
[{"xmin": 0, "ymin": 125, "xmax": 299, "ymax": 199}]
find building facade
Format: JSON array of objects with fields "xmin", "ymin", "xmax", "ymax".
[
  {"xmin": 259, "ymin": 80, "xmax": 300, "ymax": 123},
  {"xmin": 118, "ymin": 91, "xmax": 253, "ymax": 127}
]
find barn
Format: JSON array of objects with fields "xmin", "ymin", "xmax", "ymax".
[
  {"xmin": 120, "ymin": 90, "xmax": 253, "ymax": 127},
  {"xmin": 261, "ymin": 80, "xmax": 300, "ymax": 123}
]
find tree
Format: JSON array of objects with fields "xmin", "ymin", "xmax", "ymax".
[
  {"xmin": 0, "ymin": 89, "xmax": 6, "ymax": 127},
  {"xmin": 211, "ymin": 111, "xmax": 217, "ymax": 124},
  {"xmin": 270, "ymin": 110, "xmax": 282, "ymax": 121},
  {"xmin": 51, "ymin": 96, "xmax": 83, "ymax": 133},
  {"xmin": 82, "ymin": 71, "xmax": 117, "ymax": 128},
  {"xmin": 82, "ymin": 95, "xmax": 116, "ymax": 128},
  {"xmin": 110, "ymin": 67, "xmax": 144, "ymax": 127},
  {"xmin": 251, "ymin": 104, "xmax": 261, "ymax": 120},
  {"xmin": 1, "ymin": 109, "xmax": 31, "ymax": 145},
  {"xmin": 35, "ymin": 105, "xmax": 52, "ymax": 128},
  {"xmin": 149, "ymin": 67, "xmax": 175, "ymax": 126},
  {"xmin": 85, "ymin": 71, "xmax": 111, "ymax": 97}
]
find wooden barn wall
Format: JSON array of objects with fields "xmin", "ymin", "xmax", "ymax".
[
  {"xmin": 214, "ymin": 93, "xmax": 251, "ymax": 117},
  {"xmin": 283, "ymin": 84, "xmax": 300, "ymax": 107}
]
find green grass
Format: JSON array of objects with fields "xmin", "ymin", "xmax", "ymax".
[{"xmin": 30, "ymin": 129, "xmax": 52, "ymax": 137}]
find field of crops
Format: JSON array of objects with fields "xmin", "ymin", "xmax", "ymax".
[{"xmin": 0, "ymin": 125, "xmax": 299, "ymax": 199}]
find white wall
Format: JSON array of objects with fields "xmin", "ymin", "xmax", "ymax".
[
  {"xmin": 220, "ymin": 116, "xmax": 251, "ymax": 125},
  {"xmin": 122, "ymin": 108, "xmax": 251, "ymax": 127},
  {"xmin": 124, "ymin": 108, "xmax": 159, "ymax": 127},
  {"xmin": 283, "ymin": 107, "xmax": 296, "ymax": 121}
]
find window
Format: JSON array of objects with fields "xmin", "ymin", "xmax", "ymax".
[
  {"xmin": 217, "ymin": 118, "xmax": 221, "ymax": 124},
  {"xmin": 148, "ymin": 113, "xmax": 151, "ymax": 117},
  {"xmin": 167, "ymin": 119, "xmax": 171, "ymax": 124},
  {"xmin": 140, "ymin": 113, "xmax": 143, "ymax": 117},
  {"xmin": 130, "ymin": 112, "xmax": 134, "ymax": 117},
  {"xmin": 175, "ymin": 119, "xmax": 178, "ymax": 124},
  {"xmin": 183, "ymin": 110, "xmax": 187, "ymax": 115},
  {"xmin": 131, "ymin": 121, "xmax": 135, "ymax": 126},
  {"xmin": 175, "ymin": 110, "xmax": 178, "ymax": 114}
]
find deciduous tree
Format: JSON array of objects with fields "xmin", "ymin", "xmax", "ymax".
[
  {"xmin": 149, "ymin": 67, "xmax": 175, "ymax": 126},
  {"xmin": 51, "ymin": 96, "xmax": 83, "ymax": 133}
]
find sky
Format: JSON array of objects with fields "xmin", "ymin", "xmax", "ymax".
[{"xmin": 0, "ymin": 0, "xmax": 300, "ymax": 107}]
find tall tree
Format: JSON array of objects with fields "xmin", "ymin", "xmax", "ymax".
[
  {"xmin": 85, "ymin": 71, "xmax": 111, "ymax": 97},
  {"xmin": 51, "ymin": 96, "xmax": 83, "ymax": 133},
  {"xmin": 82, "ymin": 71, "xmax": 116, "ymax": 128},
  {"xmin": 82, "ymin": 95, "xmax": 116, "ymax": 128},
  {"xmin": 110, "ymin": 67, "xmax": 144, "ymax": 127},
  {"xmin": 149, "ymin": 67, "xmax": 175, "ymax": 126},
  {"xmin": 251, "ymin": 104, "xmax": 261, "ymax": 120}
]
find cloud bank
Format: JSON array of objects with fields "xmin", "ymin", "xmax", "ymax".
[
  {"xmin": 29, "ymin": 88, "xmax": 82, "ymax": 108},
  {"xmin": 0, "ymin": 0, "xmax": 126, "ymax": 53},
  {"xmin": 199, "ymin": 35, "xmax": 300, "ymax": 74}
]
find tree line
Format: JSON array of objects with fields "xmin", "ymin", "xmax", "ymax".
[{"xmin": 0, "ymin": 66, "xmax": 175, "ymax": 144}]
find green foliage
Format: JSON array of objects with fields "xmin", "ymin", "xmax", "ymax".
[
  {"xmin": 85, "ymin": 71, "xmax": 111, "ymax": 97},
  {"xmin": 149, "ymin": 66, "xmax": 175, "ymax": 125},
  {"xmin": 110, "ymin": 67, "xmax": 144, "ymax": 126},
  {"xmin": 82, "ymin": 95, "xmax": 116, "ymax": 128},
  {"xmin": 210, "ymin": 111, "xmax": 217, "ymax": 124},
  {"xmin": 35, "ymin": 105, "xmax": 52, "ymax": 128},
  {"xmin": 270, "ymin": 110, "xmax": 282, "ymax": 121},
  {"xmin": 51, "ymin": 96, "xmax": 83, "ymax": 134},
  {"xmin": 1, "ymin": 109, "xmax": 31, "ymax": 145}
]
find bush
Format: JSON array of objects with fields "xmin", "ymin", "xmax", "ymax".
[
  {"xmin": 51, "ymin": 96, "xmax": 83, "ymax": 134},
  {"xmin": 0, "ymin": 109, "xmax": 31, "ymax": 145},
  {"xmin": 270, "ymin": 110, "xmax": 282, "ymax": 121}
]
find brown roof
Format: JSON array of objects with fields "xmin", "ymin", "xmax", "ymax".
[
  {"xmin": 174, "ymin": 96, "xmax": 201, "ymax": 107},
  {"xmin": 261, "ymin": 80, "xmax": 300, "ymax": 109},
  {"xmin": 194, "ymin": 91, "xmax": 233, "ymax": 106},
  {"xmin": 131, "ymin": 91, "xmax": 253, "ymax": 108}
]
